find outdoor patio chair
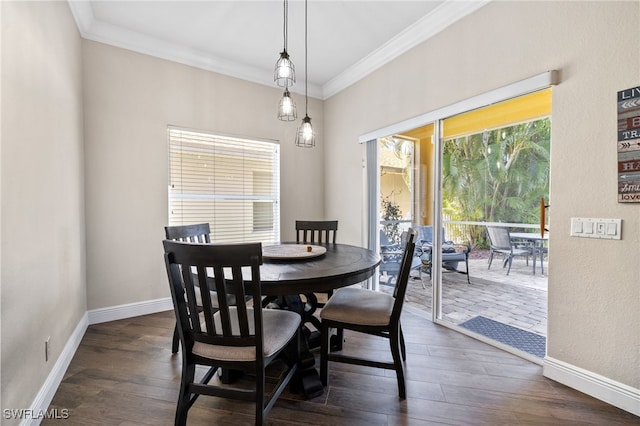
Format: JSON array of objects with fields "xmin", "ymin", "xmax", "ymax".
[
  {"xmin": 379, "ymin": 229, "xmax": 421, "ymax": 284},
  {"xmin": 416, "ymin": 225, "xmax": 471, "ymax": 285},
  {"xmin": 486, "ymin": 226, "xmax": 530, "ymax": 275}
]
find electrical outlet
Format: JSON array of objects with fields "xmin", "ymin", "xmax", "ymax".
[{"xmin": 45, "ymin": 337, "xmax": 50, "ymax": 362}]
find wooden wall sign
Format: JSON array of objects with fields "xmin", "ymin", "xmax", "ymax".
[{"xmin": 617, "ymin": 85, "xmax": 640, "ymax": 202}]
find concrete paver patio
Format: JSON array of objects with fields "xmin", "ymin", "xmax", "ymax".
[{"xmin": 380, "ymin": 252, "xmax": 548, "ymax": 336}]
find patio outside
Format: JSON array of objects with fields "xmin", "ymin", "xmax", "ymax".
[{"xmin": 379, "ymin": 245, "xmax": 548, "ymax": 354}]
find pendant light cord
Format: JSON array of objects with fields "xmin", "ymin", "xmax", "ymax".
[
  {"xmin": 304, "ymin": 0, "xmax": 308, "ymax": 114},
  {"xmin": 283, "ymin": 0, "xmax": 288, "ymax": 51}
]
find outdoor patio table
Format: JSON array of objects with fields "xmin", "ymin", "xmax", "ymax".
[{"xmin": 509, "ymin": 232, "xmax": 549, "ymax": 276}]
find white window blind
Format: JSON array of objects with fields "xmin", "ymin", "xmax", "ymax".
[{"xmin": 168, "ymin": 127, "xmax": 280, "ymax": 244}]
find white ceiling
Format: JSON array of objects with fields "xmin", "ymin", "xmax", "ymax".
[{"xmin": 68, "ymin": 1, "xmax": 488, "ymax": 99}]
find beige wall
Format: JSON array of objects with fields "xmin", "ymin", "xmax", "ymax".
[
  {"xmin": 1, "ymin": 1, "xmax": 85, "ymax": 418},
  {"xmin": 82, "ymin": 41, "xmax": 325, "ymax": 310},
  {"xmin": 324, "ymin": 1, "xmax": 639, "ymax": 390},
  {"xmin": 380, "ymin": 172, "xmax": 412, "ymax": 222}
]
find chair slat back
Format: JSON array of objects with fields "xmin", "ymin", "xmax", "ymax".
[
  {"xmin": 391, "ymin": 228, "xmax": 416, "ymax": 320},
  {"xmin": 486, "ymin": 226, "xmax": 512, "ymax": 251},
  {"xmin": 296, "ymin": 220, "xmax": 338, "ymax": 244},
  {"xmin": 163, "ymin": 240, "xmax": 263, "ymax": 351},
  {"xmin": 164, "ymin": 223, "xmax": 211, "ymax": 243},
  {"xmin": 380, "ymin": 229, "xmax": 392, "ymax": 246},
  {"xmin": 416, "ymin": 225, "xmax": 446, "ymax": 244}
]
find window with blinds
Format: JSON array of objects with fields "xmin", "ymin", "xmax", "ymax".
[{"xmin": 168, "ymin": 127, "xmax": 280, "ymax": 244}]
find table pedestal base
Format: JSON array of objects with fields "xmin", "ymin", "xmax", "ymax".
[
  {"xmin": 259, "ymin": 293, "xmax": 345, "ymax": 399},
  {"xmin": 279, "ymin": 295, "xmax": 324, "ymax": 399}
]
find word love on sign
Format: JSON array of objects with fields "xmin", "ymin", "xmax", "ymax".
[{"xmin": 617, "ymin": 85, "xmax": 640, "ymax": 203}]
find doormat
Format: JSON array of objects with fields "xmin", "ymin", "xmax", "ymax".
[{"xmin": 459, "ymin": 316, "xmax": 546, "ymax": 358}]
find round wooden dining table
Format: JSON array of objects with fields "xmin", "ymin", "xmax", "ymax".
[
  {"xmin": 255, "ymin": 242, "xmax": 380, "ymax": 398},
  {"xmin": 258, "ymin": 242, "xmax": 381, "ymax": 296}
]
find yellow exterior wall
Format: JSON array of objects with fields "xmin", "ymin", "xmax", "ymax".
[{"xmin": 444, "ymin": 89, "xmax": 552, "ymax": 139}]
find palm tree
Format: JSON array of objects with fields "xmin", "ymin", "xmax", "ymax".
[{"xmin": 442, "ymin": 118, "xmax": 550, "ymax": 245}]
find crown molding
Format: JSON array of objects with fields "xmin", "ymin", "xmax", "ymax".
[
  {"xmin": 322, "ymin": 0, "xmax": 490, "ymax": 99},
  {"xmin": 67, "ymin": 1, "xmax": 324, "ymax": 99},
  {"xmin": 67, "ymin": 0, "xmax": 93, "ymax": 34},
  {"xmin": 68, "ymin": 1, "xmax": 488, "ymax": 101}
]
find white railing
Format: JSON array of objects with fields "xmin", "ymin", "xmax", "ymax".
[
  {"xmin": 443, "ymin": 219, "xmax": 540, "ymax": 246},
  {"xmin": 381, "ymin": 218, "xmax": 540, "ymax": 247}
]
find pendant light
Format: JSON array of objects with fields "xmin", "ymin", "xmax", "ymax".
[
  {"xmin": 278, "ymin": 87, "xmax": 297, "ymax": 121},
  {"xmin": 295, "ymin": 0, "xmax": 315, "ymax": 148},
  {"xmin": 274, "ymin": 0, "xmax": 295, "ymax": 87}
]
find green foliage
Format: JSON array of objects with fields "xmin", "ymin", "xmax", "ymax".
[
  {"xmin": 381, "ymin": 198, "xmax": 403, "ymax": 244},
  {"xmin": 443, "ymin": 118, "xmax": 550, "ymax": 247}
]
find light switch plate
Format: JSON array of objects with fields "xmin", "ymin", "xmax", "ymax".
[{"xmin": 570, "ymin": 218, "xmax": 622, "ymax": 239}]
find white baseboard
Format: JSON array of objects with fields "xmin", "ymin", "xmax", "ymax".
[
  {"xmin": 87, "ymin": 297, "xmax": 173, "ymax": 325},
  {"xmin": 24, "ymin": 298, "xmax": 173, "ymax": 425},
  {"xmin": 21, "ymin": 313, "xmax": 88, "ymax": 426},
  {"xmin": 544, "ymin": 356, "xmax": 640, "ymax": 417}
]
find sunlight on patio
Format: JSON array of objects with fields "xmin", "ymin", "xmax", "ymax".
[{"xmin": 380, "ymin": 249, "xmax": 548, "ymax": 337}]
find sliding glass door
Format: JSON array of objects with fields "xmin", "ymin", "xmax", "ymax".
[{"xmin": 365, "ymin": 73, "xmax": 556, "ymax": 359}]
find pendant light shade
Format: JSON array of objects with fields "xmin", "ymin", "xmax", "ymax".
[
  {"xmin": 278, "ymin": 88, "xmax": 297, "ymax": 121},
  {"xmin": 295, "ymin": 0, "xmax": 315, "ymax": 148},
  {"xmin": 274, "ymin": 51, "xmax": 295, "ymax": 87},
  {"xmin": 274, "ymin": 0, "xmax": 295, "ymax": 87},
  {"xmin": 295, "ymin": 114, "xmax": 315, "ymax": 147}
]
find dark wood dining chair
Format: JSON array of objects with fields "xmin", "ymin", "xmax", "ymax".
[
  {"xmin": 165, "ymin": 223, "xmax": 212, "ymax": 353},
  {"xmin": 164, "ymin": 223, "xmax": 211, "ymax": 243},
  {"xmin": 294, "ymin": 220, "xmax": 338, "ymax": 334},
  {"xmin": 163, "ymin": 240, "xmax": 300, "ymax": 426},
  {"xmin": 295, "ymin": 220, "xmax": 338, "ymax": 304},
  {"xmin": 319, "ymin": 228, "xmax": 416, "ymax": 399},
  {"xmin": 295, "ymin": 220, "xmax": 338, "ymax": 244}
]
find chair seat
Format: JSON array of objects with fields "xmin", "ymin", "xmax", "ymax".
[
  {"xmin": 192, "ymin": 285, "xmax": 237, "ymax": 308},
  {"xmin": 320, "ymin": 287, "xmax": 394, "ymax": 326},
  {"xmin": 441, "ymin": 251, "xmax": 467, "ymax": 262},
  {"xmin": 193, "ymin": 286, "xmax": 219, "ymax": 308},
  {"xmin": 380, "ymin": 255, "xmax": 421, "ymax": 276},
  {"xmin": 193, "ymin": 307, "xmax": 301, "ymax": 361},
  {"xmin": 493, "ymin": 247, "xmax": 529, "ymax": 256}
]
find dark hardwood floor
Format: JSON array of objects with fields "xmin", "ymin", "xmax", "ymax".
[{"xmin": 45, "ymin": 310, "xmax": 638, "ymax": 425}]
